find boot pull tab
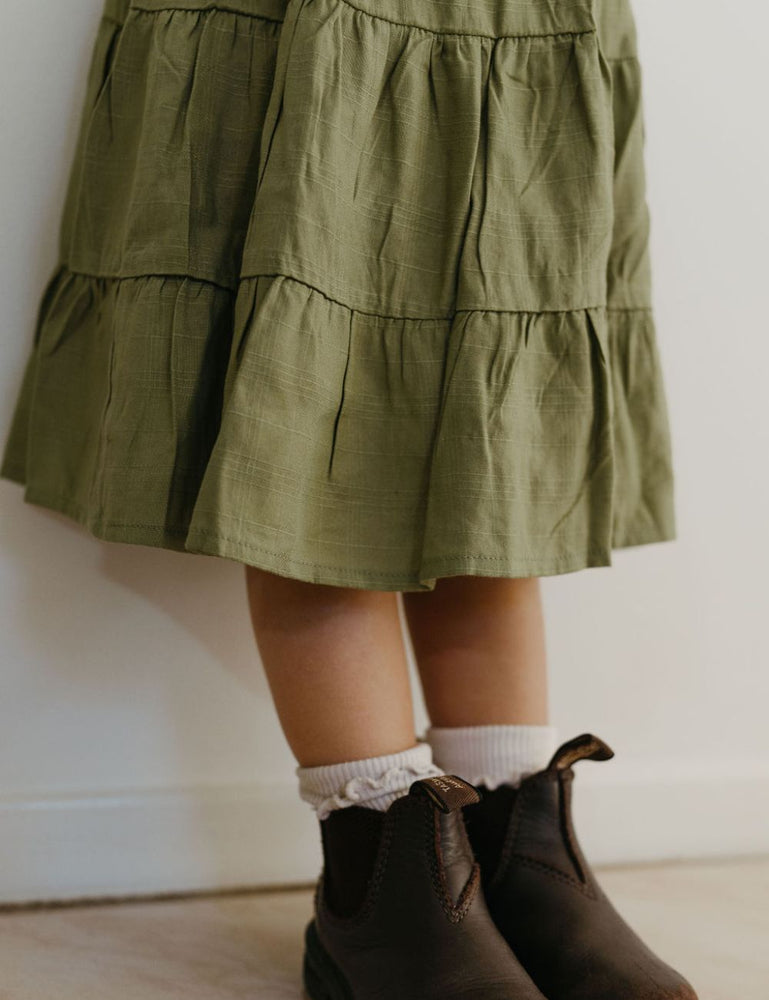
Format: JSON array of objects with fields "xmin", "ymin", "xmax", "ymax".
[
  {"xmin": 409, "ymin": 774, "xmax": 481, "ymax": 813},
  {"xmin": 546, "ymin": 733, "xmax": 614, "ymax": 772}
]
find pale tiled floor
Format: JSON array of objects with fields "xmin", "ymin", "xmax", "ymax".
[{"xmin": 1, "ymin": 857, "xmax": 766, "ymax": 1000}]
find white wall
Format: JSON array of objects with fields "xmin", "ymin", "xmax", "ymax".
[{"xmin": 1, "ymin": 1, "xmax": 767, "ymax": 904}]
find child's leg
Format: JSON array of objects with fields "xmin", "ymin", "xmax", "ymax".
[
  {"xmin": 402, "ymin": 575, "xmax": 549, "ymax": 726},
  {"xmin": 402, "ymin": 575, "xmax": 557, "ymax": 786},
  {"xmin": 245, "ymin": 565, "xmax": 417, "ymax": 766}
]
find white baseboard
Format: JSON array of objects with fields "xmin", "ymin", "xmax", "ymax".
[
  {"xmin": 2, "ymin": 764, "xmax": 768, "ymax": 905},
  {"xmin": 572, "ymin": 759, "xmax": 769, "ymax": 866},
  {"xmin": 0, "ymin": 782, "xmax": 322, "ymax": 906}
]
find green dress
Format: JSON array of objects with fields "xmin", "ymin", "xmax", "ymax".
[{"xmin": 0, "ymin": 0, "xmax": 676, "ymax": 591}]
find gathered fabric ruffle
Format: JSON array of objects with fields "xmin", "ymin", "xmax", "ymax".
[
  {"xmin": 2, "ymin": 267, "xmax": 674, "ymax": 589},
  {"xmin": 1, "ymin": 0, "xmax": 676, "ymax": 590}
]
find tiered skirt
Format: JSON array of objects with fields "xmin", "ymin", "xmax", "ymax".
[{"xmin": 0, "ymin": 0, "xmax": 676, "ymax": 590}]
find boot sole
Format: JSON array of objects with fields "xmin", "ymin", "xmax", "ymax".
[{"xmin": 302, "ymin": 919, "xmax": 355, "ymax": 1000}]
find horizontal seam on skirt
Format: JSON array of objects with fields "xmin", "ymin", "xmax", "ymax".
[
  {"xmin": 187, "ymin": 526, "xmax": 614, "ymax": 572},
  {"xmin": 331, "ymin": 0, "xmax": 595, "ymax": 41},
  {"xmin": 129, "ymin": 4, "xmax": 286, "ymax": 23},
  {"xmin": 66, "ymin": 265, "xmax": 237, "ymax": 293},
  {"xmin": 116, "ymin": 4, "xmax": 626, "ymax": 50},
  {"xmin": 242, "ymin": 266, "xmax": 610, "ymax": 317},
  {"xmin": 189, "ymin": 529, "xmax": 421, "ymax": 575},
  {"xmin": 12, "ymin": 485, "xmax": 616, "ymax": 573},
  {"xmin": 424, "ymin": 549, "xmax": 612, "ymax": 567},
  {"xmin": 605, "ymin": 55, "xmax": 639, "ymax": 63},
  {"xmin": 64, "ymin": 266, "xmax": 616, "ymax": 322}
]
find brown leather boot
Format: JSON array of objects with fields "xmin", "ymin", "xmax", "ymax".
[
  {"xmin": 302, "ymin": 773, "xmax": 548, "ymax": 1000},
  {"xmin": 461, "ymin": 733, "xmax": 699, "ymax": 1000}
]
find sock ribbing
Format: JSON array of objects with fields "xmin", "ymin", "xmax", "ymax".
[{"xmin": 425, "ymin": 723, "xmax": 559, "ymax": 789}]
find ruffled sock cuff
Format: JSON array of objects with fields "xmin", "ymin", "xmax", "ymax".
[{"xmin": 296, "ymin": 741, "xmax": 444, "ymax": 820}]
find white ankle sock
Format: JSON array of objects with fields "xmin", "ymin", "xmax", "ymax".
[
  {"xmin": 424, "ymin": 724, "xmax": 559, "ymax": 790},
  {"xmin": 296, "ymin": 742, "xmax": 445, "ymax": 821}
]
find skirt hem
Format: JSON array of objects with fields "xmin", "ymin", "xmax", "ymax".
[{"xmin": 2, "ymin": 474, "xmax": 677, "ymax": 593}]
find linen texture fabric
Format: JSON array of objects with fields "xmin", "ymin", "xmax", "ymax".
[{"xmin": 0, "ymin": 0, "xmax": 676, "ymax": 590}]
